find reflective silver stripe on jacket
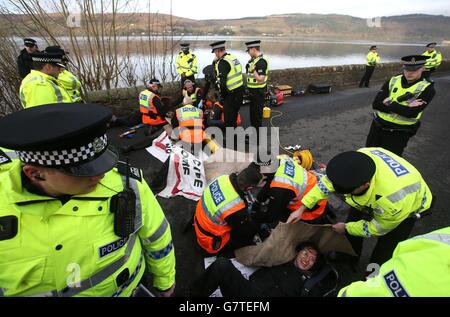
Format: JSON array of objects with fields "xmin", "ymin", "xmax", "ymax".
[
  {"xmin": 30, "ymin": 234, "xmax": 138, "ymax": 297},
  {"xmin": 389, "ymin": 76, "xmax": 400, "ymax": 92},
  {"xmin": 370, "ymin": 219, "xmax": 390, "ymax": 235},
  {"xmin": 202, "ymin": 196, "xmax": 244, "ymax": 226},
  {"xmin": 121, "ymin": 176, "xmax": 143, "ymax": 233},
  {"xmin": 387, "ymin": 182, "xmax": 422, "ymax": 204},
  {"xmin": 143, "ymin": 219, "xmax": 169, "ymax": 245},
  {"xmin": 71, "ymin": 76, "xmax": 78, "ymax": 90},
  {"xmin": 202, "ymin": 199, "xmax": 226, "ymax": 226},
  {"xmin": 412, "ymin": 233, "xmax": 450, "ymax": 246},
  {"xmin": 52, "ymin": 82, "xmax": 64, "ymax": 103}
]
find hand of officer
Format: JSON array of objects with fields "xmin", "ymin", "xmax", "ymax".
[
  {"xmin": 408, "ymin": 99, "xmax": 424, "ymax": 108},
  {"xmin": 286, "ymin": 205, "xmax": 307, "ymax": 224},
  {"xmin": 383, "ymin": 97, "xmax": 391, "ymax": 106},
  {"xmin": 155, "ymin": 283, "xmax": 176, "ymax": 297},
  {"xmin": 332, "ymin": 223, "xmax": 346, "ymax": 235}
]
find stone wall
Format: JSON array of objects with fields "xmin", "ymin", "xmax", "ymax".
[{"xmin": 86, "ymin": 60, "xmax": 450, "ymax": 116}]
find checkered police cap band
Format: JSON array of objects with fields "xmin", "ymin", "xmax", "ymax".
[
  {"xmin": 18, "ymin": 135, "xmax": 108, "ymax": 167},
  {"xmin": 32, "ymin": 57, "xmax": 63, "ymax": 64}
]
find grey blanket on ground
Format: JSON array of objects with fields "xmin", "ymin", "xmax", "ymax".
[{"xmin": 235, "ymin": 222, "xmax": 357, "ymax": 267}]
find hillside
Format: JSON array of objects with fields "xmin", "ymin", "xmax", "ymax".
[{"xmin": 1, "ymin": 12, "xmax": 449, "ymax": 42}]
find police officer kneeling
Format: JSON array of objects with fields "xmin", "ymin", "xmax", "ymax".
[
  {"xmin": 0, "ymin": 104, "xmax": 175, "ymax": 297},
  {"xmin": 287, "ymin": 148, "xmax": 433, "ymax": 267}
]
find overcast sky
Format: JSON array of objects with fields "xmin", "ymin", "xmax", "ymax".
[{"xmin": 148, "ymin": 0, "xmax": 450, "ymax": 20}]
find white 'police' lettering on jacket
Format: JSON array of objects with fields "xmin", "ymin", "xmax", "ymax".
[
  {"xmin": 384, "ymin": 270, "xmax": 409, "ymax": 297},
  {"xmin": 370, "ymin": 150, "xmax": 410, "ymax": 177},
  {"xmin": 98, "ymin": 237, "xmax": 129, "ymax": 258},
  {"xmin": 284, "ymin": 161, "xmax": 295, "ymax": 178},
  {"xmin": 210, "ymin": 180, "xmax": 226, "ymax": 206}
]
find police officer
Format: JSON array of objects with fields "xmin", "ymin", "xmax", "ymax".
[
  {"xmin": 176, "ymin": 43, "xmax": 198, "ymax": 88},
  {"xmin": 121, "ymin": 78, "xmax": 171, "ymax": 153},
  {"xmin": 19, "ymin": 51, "xmax": 72, "ymax": 108},
  {"xmin": 339, "ymin": 227, "xmax": 450, "ymax": 297},
  {"xmin": 0, "ymin": 103, "xmax": 176, "ymax": 297},
  {"xmin": 45, "ymin": 46, "xmax": 83, "ymax": 103},
  {"xmin": 171, "ymin": 97, "xmax": 206, "ymax": 156},
  {"xmin": 245, "ymin": 40, "xmax": 269, "ymax": 144},
  {"xmin": 359, "ymin": 45, "xmax": 380, "ymax": 88},
  {"xmin": 17, "ymin": 38, "xmax": 39, "ymax": 79},
  {"xmin": 287, "ymin": 148, "xmax": 433, "ymax": 266},
  {"xmin": 194, "ymin": 165, "xmax": 263, "ymax": 255},
  {"xmin": 365, "ymin": 55, "xmax": 436, "ymax": 157},
  {"xmin": 209, "ymin": 41, "xmax": 244, "ymax": 129},
  {"xmin": 422, "ymin": 42, "xmax": 442, "ymax": 80}
]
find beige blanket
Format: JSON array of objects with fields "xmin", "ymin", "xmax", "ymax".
[{"xmin": 235, "ymin": 222, "xmax": 356, "ymax": 267}]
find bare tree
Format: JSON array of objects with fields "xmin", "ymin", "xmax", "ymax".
[{"xmin": 0, "ymin": 0, "xmax": 180, "ymax": 107}]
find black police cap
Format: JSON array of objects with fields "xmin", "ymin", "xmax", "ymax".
[
  {"xmin": 370, "ymin": 45, "xmax": 377, "ymax": 50},
  {"xmin": 24, "ymin": 38, "xmax": 37, "ymax": 47},
  {"xmin": 326, "ymin": 151, "xmax": 376, "ymax": 194},
  {"xmin": 31, "ymin": 51, "xmax": 66, "ymax": 68},
  {"xmin": 180, "ymin": 43, "xmax": 190, "ymax": 48},
  {"xmin": 245, "ymin": 40, "xmax": 261, "ymax": 51},
  {"xmin": 426, "ymin": 42, "xmax": 437, "ymax": 48},
  {"xmin": 401, "ymin": 55, "xmax": 429, "ymax": 71},
  {"xmin": 0, "ymin": 103, "xmax": 117, "ymax": 177},
  {"xmin": 210, "ymin": 40, "xmax": 226, "ymax": 53}
]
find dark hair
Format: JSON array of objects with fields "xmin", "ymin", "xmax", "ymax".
[
  {"xmin": 295, "ymin": 241, "xmax": 325, "ymax": 274},
  {"xmin": 237, "ymin": 166, "xmax": 263, "ymax": 189}
]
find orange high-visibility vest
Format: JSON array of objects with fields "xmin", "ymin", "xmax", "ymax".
[
  {"xmin": 139, "ymin": 90, "xmax": 167, "ymax": 126},
  {"xmin": 271, "ymin": 160, "xmax": 326, "ymax": 221},
  {"xmin": 194, "ymin": 175, "xmax": 246, "ymax": 254},
  {"xmin": 175, "ymin": 105, "xmax": 205, "ymax": 144}
]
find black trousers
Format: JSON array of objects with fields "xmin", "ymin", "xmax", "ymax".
[
  {"xmin": 249, "ymin": 88, "xmax": 266, "ymax": 130},
  {"xmin": 222, "ymin": 88, "xmax": 243, "ymax": 129},
  {"xmin": 423, "ymin": 68, "xmax": 435, "ymax": 80},
  {"xmin": 365, "ymin": 120, "xmax": 417, "ymax": 157},
  {"xmin": 359, "ymin": 66, "xmax": 375, "ymax": 87},
  {"xmin": 190, "ymin": 257, "xmax": 255, "ymax": 297},
  {"xmin": 345, "ymin": 208, "xmax": 417, "ymax": 266}
]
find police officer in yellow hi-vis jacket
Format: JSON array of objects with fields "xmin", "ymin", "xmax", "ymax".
[
  {"xmin": 288, "ymin": 148, "xmax": 433, "ymax": 266},
  {"xmin": 366, "ymin": 55, "xmax": 435, "ymax": 157},
  {"xmin": 422, "ymin": 42, "xmax": 442, "ymax": 80},
  {"xmin": 44, "ymin": 46, "xmax": 83, "ymax": 103},
  {"xmin": 19, "ymin": 51, "xmax": 72, "ymax": 109},
  {"xmin": 359, "ymin": 46, "xmax": 380, "ymax": 88},
  {"xmin": 339, "ymin": 227, "xmax": 450, "ymax": 297},
  {"xmin": 0, "ymin": 103, "xmax": 176, "ymax": 297},
  {"xmin": 176, "ymin": 43, "xmax": 198, "ymax": 88}
]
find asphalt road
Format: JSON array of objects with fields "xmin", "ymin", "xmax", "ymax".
[{"xmin": 108, "ymin": 71, "xmax": 450, "ymax": 296}]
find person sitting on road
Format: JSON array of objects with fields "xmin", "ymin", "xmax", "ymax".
[
  {"xmin": 190, "ymin": 242, "xmax": 337, "ymax": 297},
  {"xmin": 171, "ymin": 80, "xmax": 203, "ymax": 109}
]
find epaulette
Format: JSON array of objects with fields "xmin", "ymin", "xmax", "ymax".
[{"xmin": 116, "ymin": 161, "xmax": 143, "ymax": 182}]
